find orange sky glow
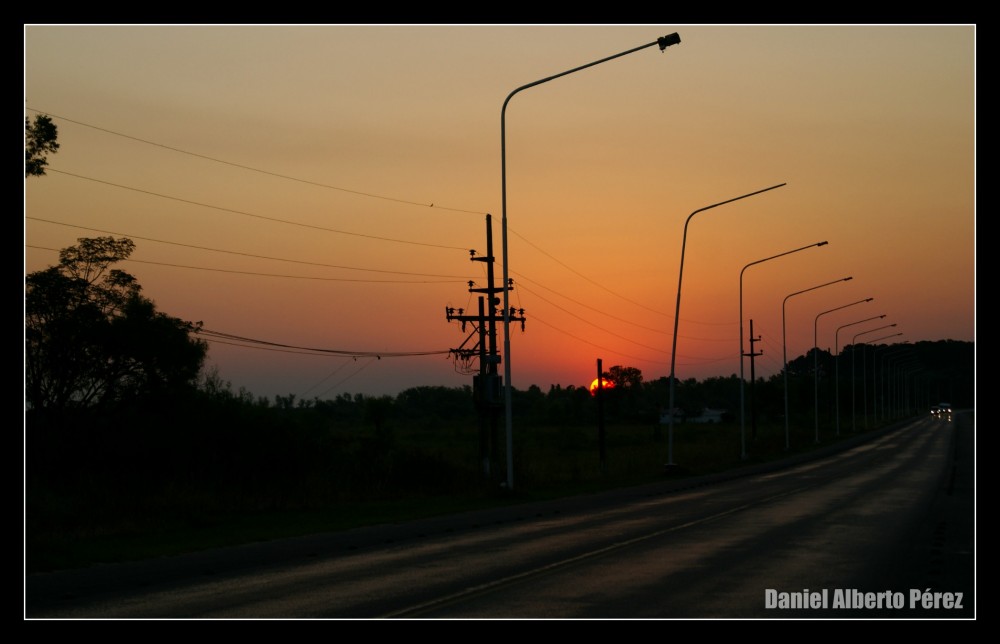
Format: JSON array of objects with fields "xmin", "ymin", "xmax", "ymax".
[{"xmin": 24, "ymin": 25, "xmax": 975, "ymax": 400}]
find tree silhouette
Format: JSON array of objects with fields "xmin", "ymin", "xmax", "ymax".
[
  {"xmin": 25, "ymin": 237, "xmax": 207, "ymax": 410},
  {"xmin": 25, "ymin": 114, "xmax": 59, "ymax": 177},
  {"xmin": 605, "ymin": 365, "xmax": 643, "ymax": 390}
]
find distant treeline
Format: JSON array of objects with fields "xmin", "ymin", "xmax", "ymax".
[{"xmin": 25, "ymin": 339, "xmax": 972, "ymax": 571}]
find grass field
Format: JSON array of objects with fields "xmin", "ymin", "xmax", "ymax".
[{"xmin": 27, "ymin": 413, "xmax": 886, "ymax": 573}]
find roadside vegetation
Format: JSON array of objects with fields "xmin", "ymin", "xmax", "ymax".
[{"xmin": 26, "ymin": 346, "xmax": 971, "ymax": 574}]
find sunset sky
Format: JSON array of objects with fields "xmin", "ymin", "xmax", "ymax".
[{"xmin": 24, "ymin": 25, "xmax": 975, "ymax": 401}]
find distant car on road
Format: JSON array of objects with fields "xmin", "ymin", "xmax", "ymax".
[{"xmin": 933, "ymin": 402, "xmax": 953, "ymax": 420}]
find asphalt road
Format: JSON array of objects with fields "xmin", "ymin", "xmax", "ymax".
[{"xmin": 26, "ymin": 411, "xmax": 974, "ymax": 619}]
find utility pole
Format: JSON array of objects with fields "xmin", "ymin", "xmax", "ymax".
[
  {"xmin": 596, "ymin": 358, "xmax": 607, "ymax": 475},
  {"xmin": 746, "ymin": 319, "xmax": 762, "ymax": 442},
  {"xmin": 445, "ymin": 214, "xmax": 525, "ymax": 482}
]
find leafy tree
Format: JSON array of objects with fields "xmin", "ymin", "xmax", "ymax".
[
  {"xmin": 25, "ymin": 237, "xmax": 207, "ymax": 410},
  {"xmin": 605, "ymin": 365, "xmax": 643, "ymax": 389},
  {"xmin": 25, "ymin": 114, "xmax": 59, "ymax": 177}
]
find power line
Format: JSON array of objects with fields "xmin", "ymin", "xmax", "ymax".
[
  {"xmin": 28, "ymin": 216, "xmax": 471, "ymax": 279},
  {"xmin": 200, "ymin": 337, "xmax": 362, "ymax": 357},
  {"xmin": 27, "ymin": 244, "xmax": 464, "ymax": 284},
  {"xmin": 317, "ymin": 358, "xmax": 379, "ymax": 399},
  {"xmin": 46, "ymin": 168, "xmax": 469, "ymax": 251},
  {"xmin": 515, "ymin": 281, "xmax": 669, "ymax": 355},
  {"xmin": 299, "ymin": 361, "xmax": 353, "ymax": 397},
  {"xmin": 31, "ymin": 108, "xmax": 665, "ymax": 321},
  {"xmin": 512, "ymin": 270, "xmax": 669, "ymax": 335},
  {"xmin": 28, "ymin": 108, "xmax": 486, "ymax": 216},
  {"xmin": 528, "ymin": 313, "xmax": 669, "ymax": 366},
  {"xmin": 513, "ymin": 271, "xmax": 733, "ymax": 343},
  {"xmin": 510, "ymin": 227, "xmax": 672, "ymax": 317},
  {"xmin": 198, "ymin": 327, "xmax": 450, "ymax": 358}
]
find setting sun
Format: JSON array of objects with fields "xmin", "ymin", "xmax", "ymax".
[{"xmin": 589, "ymin": 378, "xmax": 614, "ymax": 395}]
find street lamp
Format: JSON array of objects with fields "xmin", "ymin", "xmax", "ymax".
[
  {"xmin": 667, "ymin": 183, "xmax": 787, "ymax": 468},
  {"xmin": 873, "ymin": 339, "xmax": 907, "ymax": 422},
  {"xmin": 738, "ymin": 241, "xmax": 828, "ymax": 460},
  {"xmin": 834, "ymin": 315, "xmax": 886, "ymax": 435},
  {"xmin": 861, "ymin": 332, "xmax": 903, "ymax": 428},
  {"xmin": 893, "ymin": 358, "xmax": 922, "ymax": 417},
  {"xmin": 813, "ymin": 297, "xmax": 872, "ymax": 442},
  {"xmin": 850, "ymin": 324, "xmax": 896, "ymax": 432},
  {"xmin": 880, "ymin": 343, "xmax": 911, "ymax": 421},
  {"xmin": 782, "ymin": 276, "xmax": 852, "ymax": 449},
  {"xmin": 500, "ymin": 33, "xmax": 681, "ymax": 490}
]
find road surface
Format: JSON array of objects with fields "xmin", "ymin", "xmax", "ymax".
[{"xmin": 26, "ymin": 412, "xmax": 974, "ymax": 618}]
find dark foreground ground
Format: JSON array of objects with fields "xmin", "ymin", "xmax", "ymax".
[{"xmin": 26, "ymin": 411, "xmax": 974, "ymax": 619}]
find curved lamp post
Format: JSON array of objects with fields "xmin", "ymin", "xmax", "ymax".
[
  {"xmin": 667, "ymin": 183, "xmax": 787, "ymax": 468},
  {"xmin": 880, "ymin": 343, "xmax": 911, "ymax": 421},
  {"xmin": 812, "ymin": 297, "xmax": 872, "ymax": 442},
  {"xmin": 834, "ymin": 314, "xmax": 885, "ymax": 435},
  {"xmin": 893, "ymin": 357, "xmax": 922, "ymax": 417},
  {"xmin": 850, "ymin": 324, "xmax": 896, "ymax": 432},
  {"xmin": 861, "ymin": 332, "xmax": 903, "ymax": 427},
  {"xmin": 739, "ymin": 241, "xmax": 828, "ymax": 460},
  {"xmin": 782, "ymin": 276, "xmax": 852, "ymax": 449},
  {"xmin": 872, "ymin": 338, "xmax": 906, "ymax": 422},
  {"xmin": 500, "ymin": 34, "xmax": 681, "ymax": 490}
]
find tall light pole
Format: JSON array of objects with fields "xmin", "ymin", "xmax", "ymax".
[
  {"xmin": 880, "ymin": 343, "xmax": 911, "ymax": 421},
  {"xmin": 872, "ymin": 338, "xmax": 906, "ymax": 422},
  {"xmin": 738, "ymin": 241, "xmax": 828, "ymax": 460},
  {"xmin": 782, "ymin": 276, "xmax": 852, "ymax": 449},
  {"xmin": 813, "ymin": 297, "xmax": 872, "ymax": 442},
  {"xmin": 667, "ymin": 183, "xmax": 787, "ymax": 468},
  {"xmin": 850, "ymin": 324, "xmax": 896, "ymax": 432},
  {"xmin": 892, "ymin": 356, "xmax": 921, "ymax": 417},
  {"xmin": 834, "ymin": 314, "xmax": 885, "ymax": 435},
  {"xmin": 862, "ymin": 332, "xmax": 903, "ymax": 428},
  {"xmin": 500, "ymin": 34, "xmax": 681, "ymax": 490}
]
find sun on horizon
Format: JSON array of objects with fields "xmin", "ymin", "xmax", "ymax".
[{"xmin": 589, "ymin": 378, "xmax": 614, "ymax": 396}]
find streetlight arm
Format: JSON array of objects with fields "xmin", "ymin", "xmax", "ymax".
[
  {"xmin": 502, "ymin": 34, "xmax": 680, "ymax": 115},
  {"xmin": 865, "ymin": 332, "xmax": 904, "ymax": 345},
  {"xmin": 740, "ymin": 240, "xmax": 827, "ymax": 284},
  {"xmin": 835, "ymin": 314, "xmax": 886, "ymax": 354},
  {"xmin": 815, "ymin": 297, "xmax": 874, "ymax": 349},
  {"xmin": 783, "ymin": 276, "xmax": 852, "ymax": 308}
]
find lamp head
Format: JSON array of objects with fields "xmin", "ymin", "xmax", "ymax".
[
  {"xmin": 658, "ymin": 33, "xmax": 681, "ymax": 50},
  {"xmin": 817, "ymin": 241, "xmax": 829, "ymax": 247},
  {"xmin": 843, "ymin": 276, "xmax": 853, "ymax": 282}
]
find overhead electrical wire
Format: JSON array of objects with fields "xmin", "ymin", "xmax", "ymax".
[
  {"xmin": 31, "ymin": 109, "xmax": 665, "ymax": 323},
  {"xmin": 28, "ymin": 217, "xmax": 471, "ymax": 279},
  {"xmin": 45, "ymin": 168, "xmax": 468, "ymax": 251},
  {"xmin": 514, "ymin": 281, "xmax": 669, "ymax": 355},
  {"xmin": 512, "ymin": 270, "xmax": 668, "ymax": 335},
  {"xmin": 27, "ymin": 244, "xmax": 464, "ymax": 284},
  {"xmin": 299, "ymin": 361, "xmax": 353, "ymax": 397},
  {"xmin": 316, "ymin": 358, "xmax": 379, "ymax": 399},
  {"xmin": 27, "ymin": 108, "xmax": 485, "ymax": 216},
  {"xmin": 528, "ymin": 313, "xmax": 668, "ymax": 366},
  {"xmin": 508, "ymin": 227, "xmax": 672, "ymax": 318},
  {"xmin": 198, "ymin": 327, "xmax": 450, "ymax": 359}
]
